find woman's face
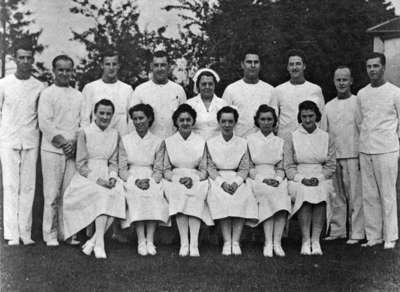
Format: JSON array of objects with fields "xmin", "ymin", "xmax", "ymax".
[
  {"xmin": 94, "ymin": 104, "xmax": 114, "ymax": 130},
  {"xmin": 219, "ymin": 112, "xmax": 236, "ymax": 136},
  {"xmin": 198, "ymin": 75, "xmax": 215, "ymax": 99},
  {"xmin": 257, "ymin": 111, "xmax": 275, "ymax": 134},
  {"xmin": 300, "ymin": 109, "xmax": 317, "ymax": 131},
  {"xmin": 132, "ymin": 110, "xmax": 150, "ymax": 134},
  {"xmin": 176, "ymin": 112, "xmax": 194, "ymax": 136}
]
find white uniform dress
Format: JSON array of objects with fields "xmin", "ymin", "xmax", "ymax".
[
  {"xmin": 163, "ymin": 132, "xmax": 213, "ymax": 225},
  {"xmin": 275, "ymin": 81, "xmax": 325, "ymax": 138},
  {"xmin": 206, "ymin": 134, "xmax": 258, "ymax": 224},
  {"xmin": 62, "ymin": 123, "xmax": 126, "ymax": 240},
  {"xmin": 284, "ymin": 126, "xmax": 336, "ymax": 221},
  {"xmin": 82, "ymin": 79, "xmax": 133, "ymax": 135},
  {"xmin": 132, "ymin": 80, "xmax": 186, "ymax": 139},
  {"xmin": 119, "ymin": 131, "xmax": 169, "ymax": 227},
  {"xmin": 222, "ymin": 79, "xmax": 276, "ymax": 137},
  {"xmin": 186, "ymin": 94, "xmax": 227, "ymax": 140},
  {"xmin": 247, "ymin": 131, "xmax": 291, "ymax": 224},
  {"xmin": 0, "ymin": 74, "xmax": 45, "ymax": 242}
]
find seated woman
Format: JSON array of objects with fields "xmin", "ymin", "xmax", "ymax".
[
  {"xmin": 119, "ymin": 103, "xmax": 169, "ymax": 256},
  {"xmin": 284, "ymin": 100, "xmax": 336, "ymax": 256},
  {"xmin": 186, "ymin": 68, "xmax": 227, "ymax": 140},
  {"xmin": 62, "ymin": 99, "xmax": 126, "ymax": 259},
  {"xmin": 247, "ymin": 105, "xmax": 291, "ymax": 257},
  {"xmin": 163, "ymin": 104, "xmax": 214, "ymax": 257},
  {"xmin": 206, "ymin": 106, "xmax": 258, "ymax": 256}
]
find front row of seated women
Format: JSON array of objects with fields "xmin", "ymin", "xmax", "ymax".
[{"xmin": 62, "ymin": 98, "xmax": 335, "ymax": 259}]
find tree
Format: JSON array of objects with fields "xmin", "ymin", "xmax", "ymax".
[{"xmin": 0, "ymin": 0, "xmax": 44, "ymax": 78}]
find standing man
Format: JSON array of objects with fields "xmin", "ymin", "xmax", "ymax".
[
  {"xmin": 81, "ymin": 50, "xmax": 133, "ymax": 243},
  {"xmin": 325, "ymin": 65, "xmax": 364, "ymax": 244},
  {"xmin": 275, "ymin": 49, "xmax": 326, "ymax": 138},
  {"xmin": 132, "ymin": 50, "xmax": 186, "ymax": 139},
  {"xmin": 358, "ymin": 52, "xmax": 400, "ymax": 249},
  {"xmin": 222, "ymin": 49, "xmax": 276, "ymax": 137},
  {"xmin": 39, "ymin": 55, "xmax": 84, "ymax": 246},
  {"xmin": 0, "ymin": 40, "xmax": 45, "ymax": 245}
]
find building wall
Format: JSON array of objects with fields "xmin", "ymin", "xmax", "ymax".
[{"xmin": 373, "ymin": 36, "xmax": 400, "ymax": 87}]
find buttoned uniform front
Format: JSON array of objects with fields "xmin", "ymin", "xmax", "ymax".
[
  {"xmin": 81, "ymin": 79, "xmax": 133, "ymax": 135},
  {"xmin": 132, "ymin": 80, "xmax": 187, "ymax": 139},
  {"xmin": 206, "ymin": 134, "xmax": 258, "ymax": 224},
  {"xmin": 357, "ymin": 82, "xmax": 400, "ymax": 243},
  {"xmin": 62, "ymin": 123, "xmax": 126, "ymax": 240},
  {"xmin": 163, "ymin": 132, "xmax": 213, "ymax": 225},
  {"xmin": 186, "ymin": 94, "xmax": 227, "ymax": 140},
  {"xmin": 119, "ymin": 131, "xmax": 169, "ymax": 227},
  {"xmin": 284, "ymin": 126, "xmax": 336, "ymax": 222},
  {"xmin": 275, "ymin": 81, "xmax": 326, "ymax": 138},
  {"xmin": 38, "ymin": 84, "xmax": 85, "ymax": 242},
  {"xmin": 325, "ymin": 95, "xmax": 364, "ymax": 240},
  {"xmin": 0, "ymin": 74, "xmax": 44, "ymax": 242},
  {"xmin": 247, "ymin": 131, "xmax": 291, "ymax": 224},
  {"xmin": 222, "ymin": 79, "xmax": 276, "ymax": 137}
]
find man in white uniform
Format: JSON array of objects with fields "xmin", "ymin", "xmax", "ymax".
[
  {"xmin": 325, "ymin": 66, "xmax": 364, "ymax": 244},
  {"xmin": 0, "ymin": 40, "xmax": 45, "ymax": 245},
  {"xmin": 222, "ymin": 50, "xmax": 276, "ymax": 137},
  {"xmin": 358, "ymin": 52, "xmax": 400, "ymax": 249},
  {"xmin": 132, "ymin": 51, "xmax": 186, "ymax": 139},
  {"xmin": 275, "ymin": 49, "xmax": 325, "ymax": 138},
  {"xmin": 39, "ymin": 55, "xmax": 84, "ymax": 246},
  {"xmin": 81, "ymin": 50, "xmax": 133, "ymax": 243}
]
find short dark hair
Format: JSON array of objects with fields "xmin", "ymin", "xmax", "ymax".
[
  {"xmin": 153, "ymin": 50, "xmax": 169, "ymax": 63},
  {"xmin": 13, "ymin": 38, "xmax": 34, "ymax": 56},
  {"xmin": 94, "ymin": 99, "xmax": 115, "ymax": 114},
  {"xmin": 242, "ymin": 48, "xmax": 261, "ymax": 61},
  {"xmin": 217, "ymin": 106, "xmax": 239, "ymax": 123},
  {"xmin": 334, "ymin": 65, "xmax": 352, "ymax": 75},
  {"xmin": 101, "ymin": 50, "xmax": 119, "ymax": 62},
  {"xmin": 254, "ymin": 104, "xmax": 278, "ymax": 128},
  {"xmin": 52, "ymin": 55, "xmax": 74, "ymax": 69},
  {"xmin": 287, "ymin": 49, "xmax": 306, "ymax": 64},
  {"xmin": 297, "ymin": 100, "xmax": 321, "ymax": 123},
  {"xmin": 196, "ymin": 71, "xmax": 217, "ymax": 91},
  {"xmin": 172, "ymin": 104, "xmax": 197, "ymax": 128},
  {"xmin": 365, "ymin": 52, "xmax": 386, "ymax": 66},
  {"xmin": 129, "ymin": 103, "xmax": 155, "ymax": 127}
]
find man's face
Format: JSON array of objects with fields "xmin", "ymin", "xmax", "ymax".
[
  {"xmin": 366, "ymin": 57, "xmax": 385, "ymax": 82},
  {"xmin": 241, "ymin": 54, "xmax": 260, "ymax": 80},
  {"xmin": 15, "ymin": 49, "xmax": 34, "ymax": 75},
  {"xmin": 333, "ymin": 68, "xmax": 352, "ymax": 96},
  {"xmin": 287, "ymin": 55, "xmax": 305, "ymax": 79},
  {"xmin": 101, "ymin": 55, "xmax": 119, "ymax": 80},
  {"xmin": 53, "ymin": 59, "xmax": 73, "ymax": 87},
  {"xmin": 151, "ymin": 56, "xmax": 169, "ymax": 83}
]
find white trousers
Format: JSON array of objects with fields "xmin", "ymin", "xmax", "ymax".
[
  {"xmin": 1, "ymin": 147, "xmax": 38, "ymax": 241},
  {"xmin": 329, "ymin": 158, "xmax": 364, "ymax": 240},
  {"xmin": 360, "ymin": 152, "xmax": 399, "ymax": 242},
  {"xmin": 41, "ymin": 151, "xmax": 76, "ymax": 242}
]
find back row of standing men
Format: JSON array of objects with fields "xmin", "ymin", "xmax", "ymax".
[{"xmin": 0, "ymin": 40, "xmax": 399, "ymax": 250}]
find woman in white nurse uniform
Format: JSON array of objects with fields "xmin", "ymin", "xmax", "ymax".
[
  {"xmin": 247, "ymin": 105, "xmax": 291, "ymax": 257},
  {"xmin": 206, "ymin": 106, "xmax": 258, "ymax": 256},
  {"xmin": 119, "ymin": 103, "xmax": 169, "ymax": 256},
  {"xmin": 284, "ymin": 100, "xmax": 336, "ymax": 256},
  {"xmin": 163, "ymin": 104, "xmax": 213, "ymax": 257},
  {"xmin": 62, "ymin": 99, "xmax": 126, "ymax": 259}
]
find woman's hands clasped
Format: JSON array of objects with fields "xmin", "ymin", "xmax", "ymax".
[
  {"xmin": 262, "ymin": 178, "xmax": 280, "ymax": 187},
  {"xmin": 221, "ymin": 182, "xmax": 238, "ymax": 195},
  {"xmin": 301, "ymin": 177, "xmax": 319, "ymax": 187},
  {"xmin": 179, "ymin": 177, "xmax": 193, "ymax": 189},
  {"xmin": 96, "ymin": 177, "xmax": 117, "ymax": 189}
]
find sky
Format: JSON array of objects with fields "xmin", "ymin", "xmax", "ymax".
[{"xmin": 16, "ymin": 0, "xmax": 400, "ymax": 68}]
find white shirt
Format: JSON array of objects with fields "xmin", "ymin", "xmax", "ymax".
[
  {"xmin": 358, "ymin": 82, "xmax": 400, "ymax": 154},
  {"xmin": 186, "ymin": 94, "xmax": 227, "ymax": 140},
  {"xmin": 275, "ymin": 80, "xmax": 325, "ymax": 138},
  {"xmin": 0, "ymin": 74, "xmax": 45, "ymax": 149},
  {"xmin": 222, "ymin": 79, "xmax": 276, "ymax": 137},
  {"xmin": 82, "ymin": 79, "xmax": 133, "ymax": 135},
  {"xmin": 38, "ymin": 84, "xmax": 85, "ymax": 154},
  {"xmin": 132, "ymin": 80, "xmax": 186, "ymax": 139},
  {"xmin": 326, "ymin": 95, "xmax": 360, "ymax": 159}
]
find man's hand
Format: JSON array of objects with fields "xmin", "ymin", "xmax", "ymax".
[
  {"xmin": 179, "ymin": 177, "xmax": 193, "ymax": 189},
  {"xmin": 108, "ymin": 178, "xmax": 117, "ymax": 188}
]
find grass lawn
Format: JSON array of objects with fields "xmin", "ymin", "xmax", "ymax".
[{"xmin": 1, "ymin": 161, "xmax": 400, "ymax": 291}]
